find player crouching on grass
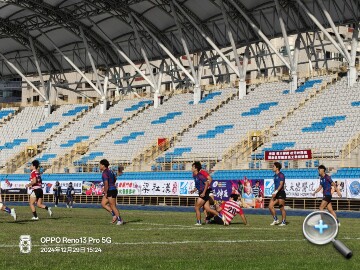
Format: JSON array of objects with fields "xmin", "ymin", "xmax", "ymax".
[
  {"xmin": 190, "ymin": 161, "xmax": 223, "ymax": 226},
  {"xmin": 99, "ymin": 159, "xmax": 123, "ymax": 225},
  {"xmin": 207, "ymin": 194, "xmax": 248, "ymax": 226}
]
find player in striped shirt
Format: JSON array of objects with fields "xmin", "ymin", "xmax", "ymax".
[
  {"xmin": 25, "ymin": 160, "xmax": 52, "ymax": 220},
  {"xmin": 209, "ymin": 194, "xmax": 247, "ymax": 225},
  {"xmin": 313, "ymin": 165, "xmax": 341, "ymax": 225}
]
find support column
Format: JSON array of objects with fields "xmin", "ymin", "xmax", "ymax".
[
  {"xmin": 170, "ymin": 0, "xmax": 201, "ymax": 104},
  {"xmin": 29, "ymin": 36, "xmax": 50, "ymax": 116},
  {"xmin": 99, "ymin": 96, "xmax": 107, "ymax": 114},
  {"xmin": 44, "ymin": 100, "xmax": 51, "ymax": 117},
  {"xmin": 129, "ymin": 14, "xmax": 157, "ymax": 96},
  {"xmin": 239, "ymin": 47, "xmax": 250, "ymax": 99},
  {"xmin": 349, "ymin": 25, "xmax": 359, "ymax": 87},
  {"xmin": 290, "ymin": 37, "xmax": 301, "ymax": 92},
  {"xmin": 193, "ymin": 85, "xmax": 201, "ymax": 104}
]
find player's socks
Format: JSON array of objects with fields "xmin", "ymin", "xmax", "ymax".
[
  {"xmin": 197, "ymin": 220, "xmax": 201, "ymax": 224},
  {"xmin": 273, "ymin": 216, "xmax": 278, "ymax": 221},
  {"xmin": 281, "ymin": 219, "xmax": 286, "ymax": 224},
  {"xmin": 4, "ymin": 207, "xmax": 11, "ymax": 214},
  {"xmin": 111, "ymin": 211, "xmax": 115, "ymax": 216},
  {"xmin": 44, "ymin": 206, "xmax": 48, "ymax": 210},
  {"xmin": 32, "ymin": 211, "xmax": 38, "ymax": 218}
]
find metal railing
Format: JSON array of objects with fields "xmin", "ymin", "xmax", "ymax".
[{"xmin": 2, "ymin": 194, "xmax": 360, "ymax": 211}]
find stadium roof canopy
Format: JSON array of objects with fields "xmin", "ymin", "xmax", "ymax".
[{"xmin": 0, "ymin": 0, "xmax": 358, "ymax": 79}]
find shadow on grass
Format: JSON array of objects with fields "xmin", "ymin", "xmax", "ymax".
[{"xmin": 123, "ymin": 219, "xmax": 143, "ymax": 224}]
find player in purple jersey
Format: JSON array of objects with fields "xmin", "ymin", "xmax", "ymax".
[
  {"xmin": 190, "ymin": 161, "xmax": 222, "ymax": 225},
  {"xmin": 313, "ymin": 165, "xmax": 341, "ymax": 225},
  {"xmin": 268, "ymin": 162, "xmax": 287, "ymax": 226},
  {"xmin": 100, "ymin": 159, "xmax": 123, "ymax": 225}
]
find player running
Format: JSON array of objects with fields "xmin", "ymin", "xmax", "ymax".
[
  {"xmin": 99, "ymin": 159, "xmax": 123, "ymax": 225},
  {"xmin": 268, "ymin": 162, "xmax": 287, "ymax": 226},
  {"xmin": 190, "ymin": 161, "xmax": 223, "ymax": 225},
  {"xmin": 25, "ymin": 160, "xmax": 52, "ymax": 220},
  {"xmin": 208, "ymin": 194, "xmax": 247, "ymax": 226},
  {"xmin": 312, "ymin": 165, "xmax": 341, "ymax": 225},
  {"xmin": 0, "ymin": 189, "xmax": 16, "ymax": 221}
]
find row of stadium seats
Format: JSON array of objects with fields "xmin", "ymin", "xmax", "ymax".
[
  {"xmin": 28, "ymin": 99, "xmax": 151, "ymax": 166},
  {"xmin": 80, "ymin": 89, "xmax": 236, "ymax": 163},
  {"xmin": 156, "ymin": 78, "xmax": 324, "ymax": 162},
  {"xmin": 255, "ymin": 77, "xmax": 360, "ymax": 157},
  {"xmin": 0, "ymin": 105, "xmax": 88, "ymax": 166}
]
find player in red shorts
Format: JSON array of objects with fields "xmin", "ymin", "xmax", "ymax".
[
  {"xmin": 25, "ymin": 160, "xmax": 52, "ymax": 220},
  {"xmin": 209, "ymin": 194, "xmax": 248, "ymax": 225}
]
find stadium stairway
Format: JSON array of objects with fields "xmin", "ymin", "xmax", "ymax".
[
  {"xmin": 340, "ymin": 130, "xmax": 360, "ymax": 167},
  {"xmin": 130, "ymin": 90, "xmax": 238, "ymax": 171},
  {"xmin": 213, "ymin": 75, "xmax": 335, "ymax": 171}
]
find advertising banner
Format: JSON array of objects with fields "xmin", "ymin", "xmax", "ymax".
[
  {"xmin": 346, "ymin": 179, "xmax": 360, "ymax": 199},
  {"xmin": 265, "ymin": 149, "xmax": 312, "ymax": 161},
  {"xmin": 212, "ymin": 179, "xmax": 265, "ymax": 208},
  {"xmin": 179, "ymin": 180, "xmax": 196, "ymax": 196},
  {"xmin": 1, "ymin": 179, "xmax": 82, "ymax": 195},
  {"xmin": 117, "ymin": 181, "xmax": 142, "ymax": 195},
  {"xmin": 140, "ymin": 180, "xmax": 179, "ymax": 196},
  {"xmin": 212, "ymin": 181, "xmax": 230, "ymax": 201},
  {"xmin": 82, "ymin": 181, "xmax": 103, "ymax": 196},
  {"xmin": 264, "ymin": 178, "xmax": 347, "ymax": 198}
]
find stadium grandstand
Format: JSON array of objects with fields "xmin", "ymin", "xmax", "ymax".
[{"xmin": 0, "ymin": 0, "xmax": 359, "ymax": 212}]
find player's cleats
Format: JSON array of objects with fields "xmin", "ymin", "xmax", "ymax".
[
  {"xmin": 31, "ymin": 217, "xmax": 39, "ymax": 220},
  {"xmin": 48, "ymin": 207, "xmax": 52, "ymax": 217},
  {"xmin": 279, "ymin": 222, "xmax": 286, "ymax": 226},
  {"xmin": 67, "ymin": 205, "xmax": 69, "ymax": 208},
  {"xmin": 337, "ymin": 220, "xmax": 341, "ymax": 227},
  {"xmin": 194, "ymin": 222, "xmax": 202, "ymax": 226},
  {"xmin": 220, "ymin": 214, "xmax": 227, "ymax": 225},
  {"xmin": 10, "ymin": 208, "xmax": 17, "ymax": 221},
  {"xmin": 116, "ymin": 220, "xmax": 124, "ymax": 225},
  {"xmin": 270, "ymin": 220, "xmax": 279, "ymax": 225}
]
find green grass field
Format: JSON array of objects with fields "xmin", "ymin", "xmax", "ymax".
[{"xmin": 0, "ymin": 206, "xmax": 359, "ymax": 270}]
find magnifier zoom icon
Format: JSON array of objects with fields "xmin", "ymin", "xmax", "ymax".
[{"xmin": 303, "ymin": 211, "xmax": 352, "ymax": 259}]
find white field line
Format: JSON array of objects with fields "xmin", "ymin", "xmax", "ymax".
[{"xmin": 1, "ymin": 237, "xmax": 359, "ymax": 248}]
